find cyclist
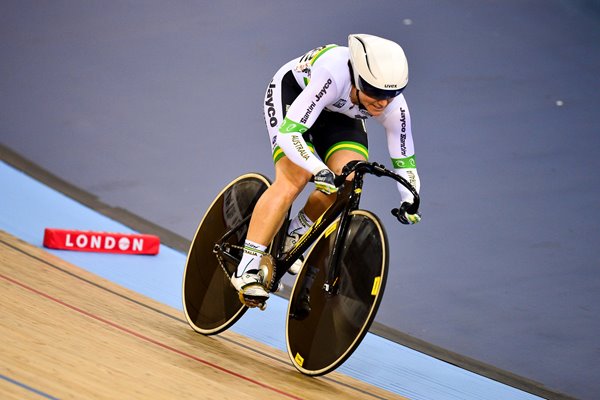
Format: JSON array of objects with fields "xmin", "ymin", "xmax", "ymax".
[{"xmin": 231, "ymin": 34, "xmax": 422, "ymax": 305}]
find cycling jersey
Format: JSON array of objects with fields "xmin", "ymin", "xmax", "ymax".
[{"xmin": 263, "ymin": 44, "xmax": 420, "ymax": 204}]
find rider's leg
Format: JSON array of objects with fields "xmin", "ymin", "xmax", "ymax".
[
  {"xmin": 283, "ymin": 149, "xmax": 367, "ymax": 276},
  {"xmin": 296, "ymin": 149, "xmax": 367, "ymax": 225},
  {"xmin": 234, "ymin": 156, "xmax": 311, "ymax": 278}
]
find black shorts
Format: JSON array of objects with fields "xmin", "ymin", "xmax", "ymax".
[{"xmin": 273, "ymin": 71, "xmax": 369, "ymax": 164}]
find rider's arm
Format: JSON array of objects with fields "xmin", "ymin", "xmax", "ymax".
[
  {"xmin": 376, "ymin": 96, "xmax": 421, "ymax": 205},
  {"xmin": 276, "ymin": 69, "xmax": 339, "ymax": 175}
]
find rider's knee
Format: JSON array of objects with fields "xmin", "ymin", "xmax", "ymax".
[
  {"xmin": 273, "ymin": 159, "xmax": 311, "ymax": 195},
  {"xmin": 272, "ymin": 177, "xmax": 307, "ymax": 203}
]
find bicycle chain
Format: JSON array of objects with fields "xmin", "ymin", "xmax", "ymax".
[
  {"xmin": 216, "ymin": 243, "xmax": 276, "ymax": 292},
  {"xmin": 215, "ymin": 243, "xmax": 245, "ymax": 280},
  {"xmin": 216, "ymin": 243, "xmax": 269, "ymax": 310}
]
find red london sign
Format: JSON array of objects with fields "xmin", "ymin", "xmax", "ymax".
[{"xmin": 43, "ymin": 228, "xmax": 160, "ymax": 255}]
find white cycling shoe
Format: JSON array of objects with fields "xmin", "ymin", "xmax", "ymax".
[
  {"xmin": 288, "ymin": 256, "xmax": 304, "ymax": 275},
  {"xmin": 231, "ymin": 270, "xmax": 269, "ymax": 309},
  {"xmin": 231, "ymin": 255, "xmax": 276, "ymax": 309}
]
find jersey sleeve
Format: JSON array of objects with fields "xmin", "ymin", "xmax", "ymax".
[
  {"xmin": 276, "ymin": 68, "xmax": 340, "ymax": 175},
  {"xmin": 376, "ymin": 96, "xmax": 421, "ymax": 204}
]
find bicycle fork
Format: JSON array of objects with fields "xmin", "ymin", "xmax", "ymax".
[
  {"xmin": 323, "ymin": 172, "xmax": 364, "ymax": 296},
  {"xmin": 291, "ymin": 175, "xmax": 364, "ymax": 320}
]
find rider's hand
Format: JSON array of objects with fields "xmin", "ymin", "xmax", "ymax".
[
  {"xmin": 314, "ymin": 169, "xmax": 338, "ymax": 195},
  {"xmin": 395, "ymin": 202, "xmax": 421, "ymax": 225}
]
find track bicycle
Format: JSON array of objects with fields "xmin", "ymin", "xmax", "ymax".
[{"xmin": 182, "ymin": 160, "xmax": 420, "ymax": 375}]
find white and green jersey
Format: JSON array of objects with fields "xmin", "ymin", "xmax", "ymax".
[{"xmin": 264, "ymin": 44, "xmax": 420, "ymax": 203}]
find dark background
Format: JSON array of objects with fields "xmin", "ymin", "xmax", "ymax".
[{"xmin": 2, "ymin": 1, "xmax": 599, "ymax": 398}]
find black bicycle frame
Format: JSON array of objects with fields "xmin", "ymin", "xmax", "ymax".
[
  {"xmin": 321, "ymin": 169, "xmax": 365, "ymax": 295},
  {"xmin": 212, "ymin": 161, "xmax": 420, "ymax": 293},
  {"xmin": 281, "ymin": 161, "xmax": 420, "ymax": 295},
  {"xmin": 212, "ymin": 213, "xmax": 251, "ymax": 266}
]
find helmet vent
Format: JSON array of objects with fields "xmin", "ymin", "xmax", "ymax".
[{"xmin": 355, "ymin": 36, "xmax": 376, "ymax": 79}]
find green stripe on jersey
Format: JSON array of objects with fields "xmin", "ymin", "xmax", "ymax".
[
  {"xmin": 279, "ymin": 117, "xmax": 308, "ymax": 134},
  {"xmin": 310, "ymin": 44, "xmax": 338, "ymax": 66},
  {"xmin": 301, "ymin": 44, "xmax": 338, "ymax": 87},
  {"xmin": 391, "ymin": 155, "xmax": 416, "ymax": 169}
]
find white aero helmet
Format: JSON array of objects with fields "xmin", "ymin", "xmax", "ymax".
[{"xmin": 348, "ymin": 33, "xmax": 408, "ymax": 99}]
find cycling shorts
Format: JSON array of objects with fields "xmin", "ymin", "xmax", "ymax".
[{"xmin": 266, "ymin": 70, "xmax": 368, "ymax": 165}]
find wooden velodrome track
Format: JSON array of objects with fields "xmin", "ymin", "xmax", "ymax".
[{"xmin": 0, "ymin": 230, "xmax": 406, "ymax": 400}]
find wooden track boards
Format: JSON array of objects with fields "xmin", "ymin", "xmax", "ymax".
[{"xmin": 0, "ymin": 230, "xmax": 406, "ymax": 399}]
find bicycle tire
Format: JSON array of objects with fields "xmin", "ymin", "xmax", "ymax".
[
  {"xmin": 182, "ymin": 173, "xmax": 271, "ymax": 335},
  {"xmin": 285, "ymin": 209, "xmax": 389, "ymax": 375}
]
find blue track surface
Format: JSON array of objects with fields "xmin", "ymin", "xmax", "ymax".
[{"xmin": 1, "ymin": 160, "xmax": 543, "ymax": 399}]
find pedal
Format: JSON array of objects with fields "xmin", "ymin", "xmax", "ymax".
[
  {"xmin": 240, "ymin": 296, "xmax": 267, "ymax": 310},
  {"xmin": 237, "ymin": 285, "xmax": 269, "ymax": 310}
]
